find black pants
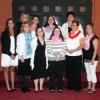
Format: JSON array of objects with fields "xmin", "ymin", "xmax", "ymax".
[
  {"xmin": 19, "ymin": 76, "xmax": 29, "ymax": 90},
  {"xmin": 18, "ymin": 59, "xmax": 31, "ymax": 90},
  {"xmin": 48, "ymin": 60, "xmax": 65, "ymax": 90},
  {"xmin": 65, "ymin": 55, "xmax": 82, "ymax": 91}
]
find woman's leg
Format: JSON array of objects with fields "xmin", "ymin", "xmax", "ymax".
[
  {"xmin": 90, "ymin": 61, "xmax": 98, "ymax": 91},
  {"xmin": 3, "ymin": 67, "xmax": 11, "ymax": 91},
  {"xmin": 39, "ymin": 78, "xmax": 44, "ymax": 91},
  {"xmin": 10, "ymin": 67, "xmax": 15, "ymax": 90},
  {"xmin": 34, "ymin": 79, "xmax": 39, "ymax": 91},
  {"xmin": 49, "ymin": 61, "xmax": 56, "ymax": 91},
  {"xmin": 84, "ymin": 62, "xmax": 92, "ymax": 89},
  {"xmin": 56, "ymin": 61, "xmax": 64, "ymax": 91}
]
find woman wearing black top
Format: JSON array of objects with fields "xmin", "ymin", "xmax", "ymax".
[
  {"xmin": 83, "ymin": 23, "xmax": 99, "ymax": 94},
  {"xmin": 1, "ymin": 18, "xmax": 18, "ymax": 92}
]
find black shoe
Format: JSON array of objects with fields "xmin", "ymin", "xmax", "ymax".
[
  {"xmin": 11, "ymin": 88, "xmax": 16, "ymax": 91},
  {"xmin": 21, "ymin": 88, "xmax": 27, "ymax": 93},
  {"xmin": 40, "ymin": 89, "xmax": 44, "ymax": 92},
  {"xmin": 26, "ymin": 88, "xmax": 30, "ymax": 92},
  {"xmin": 6, "ymin": 89, "xmax": 12, "ymax": 92}
]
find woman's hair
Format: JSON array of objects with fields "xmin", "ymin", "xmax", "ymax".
[
  {"xmin": 66, "ymin": 11, "xmax": 75, "ymax": 18},
  {"xmin": 3, "ymin": 18, "xmax": 15, "ymax": 36},
  {"xmin": 86, "ymin": 22, "xmax": 94, "ymax": 34},
  {"xmin": 20, "ymin": 22, "xmax": 30, "ymax": 32},
  {"xmin": 72, "ymin": 20, "xmax": 80, "ymax": 26},
  {"xmin": 86, "ymin": 22, "xmax": 94, "ymax": 28},
  {"xmin": 49, "ymin": 26, "xmax": 64, "ymax": 41},
  {"xmin": 44, "ymin": 16, "xmax": 58, "ymax": 27},
  {"xmin": 31, "ymin": 15, "xmax": 40, "ymax": 28}
]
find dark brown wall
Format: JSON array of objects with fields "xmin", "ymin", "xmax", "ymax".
[{"xmin": 0, "ymin": 0, "xmax": 100, "ymax": 71}]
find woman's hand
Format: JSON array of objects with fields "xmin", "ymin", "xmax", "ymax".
[
  {"xmin": 11, "ymin": 54, "xmax": 15, "ymax": 59},
  {"xmin": 20, "ymin": 56, "xmax": 25, "ymax": 63},
  {"xmin": 56, "ymin": 53, "xmax": 61, "ymax": 61},
  {"xmin": 69, "ymin": 49, "xmax": 75, "ymax": 54},
  {"xmin": 91, "ymin": 59, "xmax": 94, "ymax": 65}
]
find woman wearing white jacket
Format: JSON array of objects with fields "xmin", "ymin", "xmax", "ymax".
[
  {"xmin": 30, "ymin": 27, "xmax": 48, "ymax": 92},
  {"xmin": 17, "ymin": 22, "xmax": 32, "ymax": 93}
]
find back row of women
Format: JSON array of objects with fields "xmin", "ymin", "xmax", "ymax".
[{"xmin": 1, "ymin": 12, "xmax": 99, "ymax": 94}]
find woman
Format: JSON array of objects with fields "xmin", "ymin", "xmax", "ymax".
[
  {"xmin": 46, "ymin": 27, "xmax": 66, "ymax": 92},
  {"xmin": 43, "ymin": 16, "xmax": 58, "ymax": 40},
  {"xmin": 65, "ymin": 20, "xmax": 84, "ymax": 92},
  {"xmin": 30, "ymin": 15, "xmax": 40, "ymax": 39},
  {"xmin": 1, "ymin": 18, "xmax": 18, "ymax": 92},
  {"xmin": 62, "ymin": 12, "xmax": 83, "ymax": 38},
  {"xmin": 17, "ymin": 22, "xmax": 32, "ymax": 93},
  {"xmin": 16, "ymin": 12, "xmax": 29, "ymax": 35},
  {"xmin": 30, "ymin": 27, "xmax": 48, "ymax": 92},
  {"xmin": 83, "ymin": 23, "xmax": 99, "ymax": 94}
]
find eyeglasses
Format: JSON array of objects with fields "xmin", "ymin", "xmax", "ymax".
[
  {"xmin": 24, "ymin": 25, "xmax": 29, "ymax": 27},
  {"xmin": 71, "ymin": 24, "xmax": 77, "ymax": 27}
]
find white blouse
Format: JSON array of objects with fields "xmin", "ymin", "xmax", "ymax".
[
  {"xmin": 10, "ymin": 36, "xmax": 15, "ymax": 54},
  {"xmin": 66, "ymin": 31, "xmax": 84, "ymax": 56}
]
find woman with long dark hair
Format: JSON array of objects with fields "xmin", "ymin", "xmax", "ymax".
[
  {"xmin": 46, "ymin": 27, "xmax": 66, "ymax": 92},
  {"xmin": 30, "ymin": 27, "xmax": 48, "ymax": 92},
  {"xmin": 1, "ymin": 18, "xmax": 18, "ymax": 92},
  {"xmin": 43, "ymin": 16, "xmax": 58, "ymax": 40}
]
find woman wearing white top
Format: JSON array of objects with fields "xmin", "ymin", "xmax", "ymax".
[
  {"xmin": 17, "ymin": 22, "xmax": 32, "ymax": 93},
  {"xmin": 62, "ymin": 12, "xmax": 83, "ymax": 38},
  {"xmin": 30, "ymin": 15, "xmax": 40, "ymax": 39},
  {"xmin": 1, "ymin": 18, "xmax": 18, "ymax": 92},
  {"xmin": 65, "ymin": 20, "xmax": 84, "ymax": 92},
  {"xmin": 43, "ymin": 16, "xmax": 58, "ymax": 40}
]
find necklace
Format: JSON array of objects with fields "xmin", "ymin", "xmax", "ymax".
[{"xmin": 68, "ymin": 31, "xmax": 81, "ymax": 39}]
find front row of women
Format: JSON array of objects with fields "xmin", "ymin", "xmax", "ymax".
[{"xmin": 1, "ymin": 18, "xmax": 99, "ymax": 94}]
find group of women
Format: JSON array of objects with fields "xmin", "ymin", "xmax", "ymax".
[{"xmin": 0, "ymin": 11, "xmax": 99, "ymax": 94}]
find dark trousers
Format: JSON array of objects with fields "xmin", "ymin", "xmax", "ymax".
[
  {"xmin": 48, "ymin": 60, "xmax": 65, "ymax": 90},
  {"xmin": 18, "ymin": 59, "xmax": 31, "ymax": 90},
  {"xmin": 65, "ymin": 55, "xmax": 82, "ymax": 91},
  {"xmin": 19, "ymin": 76, "xmax": 29, "ymax": 89}
]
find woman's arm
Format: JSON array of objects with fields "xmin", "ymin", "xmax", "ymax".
[
  {"xmin": 69, "ymin": 38, "xmax": 85, "ymax": 53},
  {"xmin": 91, "ymin": 39, "xmax": 99, "ymax": 64}
]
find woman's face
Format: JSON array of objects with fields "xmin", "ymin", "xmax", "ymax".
[
  {"xmin": 71, "ymin": 22, "xmax": 78, "ymax": 31},
  {"xmin": 53, "ymin": 28, "xmax": 60, "ymax": 37},
  {"xmin": 20, "ymin": 14, "xmax": 29, "ymax": 23},
  {"xmin": 32, "ymin": 17, "xmax": 39, "ymax": 25},
  {"xmin": 67, "ymin": 15, "xmax": 74, "ymax": 22},
  {"xmin": 8, "ymin": 20, "xmax": 14, "ymax": 29},
  {"xmin": 23, "ymin": 23, "xmax": 30, "ymax": 32},
  {"xmin": 48, "ymin": 16, "xmax": 54, "ymax": 25},
  {"xmin": 86, "ymin": 25, "xmax": 93, "ymax": 34},
  {"xmin": 37, "ymin": 28, "xmax": 44, "ymax": 37}
]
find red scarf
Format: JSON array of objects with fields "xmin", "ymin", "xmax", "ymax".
[{"xmin": 68, "ymin": 31, "xmax": 81, "ymax": 39}]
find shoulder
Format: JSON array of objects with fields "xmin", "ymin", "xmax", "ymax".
[
  {"xmin": 1, "ymin": 31, "xmax": 7, "ymax": 37},
  {"xmin": 32, "ymin": 37, "xmax": 37, "ymax": 43},
  {"xmin": 17, "ymin": 33, "xmax": 24, "ymax": 38},
  {"xmin": 78, "ymin": 31, "xmax": 84, "ymax": 38},
  {"xmin": 62, "ymin": 22, "xmax": 68, "ymax": 27},
  {"xmin": 91, "ymin": 35, "xmax": 99, "ymax": 41}
]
